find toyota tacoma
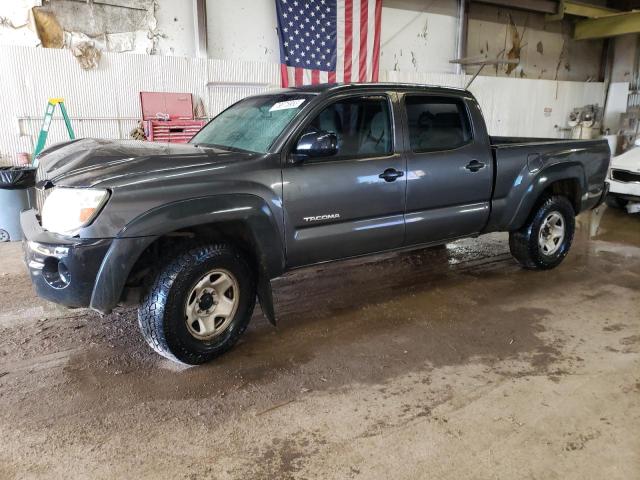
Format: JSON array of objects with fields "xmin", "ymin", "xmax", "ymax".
[{"xmin": 21, "ymin": 83, "xmax": 610, "ymax": 364}]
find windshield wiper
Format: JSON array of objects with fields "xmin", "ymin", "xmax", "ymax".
[{"xmin": 197, "ymin": 143, "xmax": 257, "ymax": 154}]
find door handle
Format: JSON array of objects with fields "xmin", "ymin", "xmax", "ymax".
[
  {"xmin": 465, "ymin": 160, "xmax": 486, "ymax": 172},
  {"xmin": 379, "ymin": 168, "xmax": 404, "ymax": 182}
]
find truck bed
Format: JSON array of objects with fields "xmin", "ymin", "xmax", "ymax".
[
  {"xmin": 484, "ymin": 136, "xmax": 610, "ymax": 232},
  {"xmin": 491, "ymin": 136, "xmax": 580, "ymax": 146}
]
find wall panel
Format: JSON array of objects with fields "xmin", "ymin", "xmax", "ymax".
[
  {"xmin": 0, "ymin": 45, "xmax": 605, "ymax": 166},
  {"xmin": 387, "ymin": 70, "xmax": 605, "ymax": 138}
]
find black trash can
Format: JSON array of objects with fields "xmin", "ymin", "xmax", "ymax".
[{"xmin": 0, "ymin": 166, "xmax": 37, "ymax": 242}]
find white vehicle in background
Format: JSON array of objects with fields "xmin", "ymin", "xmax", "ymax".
[{"xmin": 607, "ymin": 140, "xmax": 640, "ymax": 214}]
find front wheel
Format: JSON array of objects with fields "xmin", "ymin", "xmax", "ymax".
[
  {"xmin": 138, "ymin": 243, "xmax": 256, "ymax": 365},
  {"xmin": 509, "ymin": 195, "xmax": 575, "ymax": 270}
]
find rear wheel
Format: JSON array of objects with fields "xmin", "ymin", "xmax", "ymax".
[
  {"xmin": 138, "ymin": 243, "xmax": 256, "ymax": 365},
  {"xmin": 509, "ymin": 195, "xmax": 575, "ymax": 270}
]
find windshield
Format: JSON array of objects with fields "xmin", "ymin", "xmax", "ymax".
[{"xmin": 190, "ymin": 94, "xmax": 314, "ymax": 153}]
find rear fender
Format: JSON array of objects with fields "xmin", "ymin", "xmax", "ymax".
[{"xmin": 502, "ymin": 162, "xmax": 586, "ymax": 231}]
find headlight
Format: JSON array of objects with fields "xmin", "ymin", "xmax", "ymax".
[{"xmin": 42, "ymin": 187, "xmax": 109, "ymax": 235}]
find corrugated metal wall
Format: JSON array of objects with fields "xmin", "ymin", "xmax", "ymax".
[
  {"xmin": 0, "ymin": 45, "xmax": 605, "ymax": 166},
  {"xmin": 0, "ymin": 46, "xmax": 281, "ymax": 166},
  {"xmin": 386, "ymin": 70, "xmax": 606, "ymax": 138}
]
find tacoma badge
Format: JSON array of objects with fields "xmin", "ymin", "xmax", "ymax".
[{"xmin": 303, "ymin": 213, "xmax": 341, "ymax": 222}]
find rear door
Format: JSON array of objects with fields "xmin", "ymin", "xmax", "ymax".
[
  {"xmin": 401, "ymin": 93, "xmax": 493, "ymax": 245},
  {"xmin": 282, "ymin": 93, "xmax": 406, "ymax": 267}
]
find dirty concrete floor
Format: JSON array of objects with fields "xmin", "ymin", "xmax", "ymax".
[{"xmin": 0, "ymin": 207, "xmax": 638, "ymax": 479}]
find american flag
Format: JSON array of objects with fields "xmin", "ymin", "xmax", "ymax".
[{"xmin": 275, "ymin": 0, "xmax": 382, "ymax": 87}]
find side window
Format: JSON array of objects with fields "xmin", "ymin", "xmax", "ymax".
[
  {"xmin": 405, "ymin": 96, "xmax": 472, "ymax": 152},
  {"xmin": 301, "ymin": 96, "xmax": 392, "ymax": 159}
]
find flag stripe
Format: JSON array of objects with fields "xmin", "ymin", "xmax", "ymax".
[
  {"xmin": 351, "ymin": 0, "xmax": 360, "ymax": 82},
  {"xmin": 328, "ymin": 71, "xmax": 336, "ymax": 83},
  {"xmin": 336, "ymin": 0, "xmax": 345, "ymax": 82},
  {"xmin": 303, "ymin": 68, "xmax": 312, "ymax": 85},
  {"xmin": 295, "ymin": 67, "xmax": 303, "ymax": 87},
  {"xmin": 372, "ymin": 0, "xmax": 381, "ymax": 82},
  {"xmin": 344, "ymin": 0, "xmax": 353, "ymax": 83},
  {"xmin": 311, "ymin": 69, "xmax": 320, "ymax": 84},
  {"xmin": 280, "ymin": 63, "xmax": 289, "ymax": 88},
  {"xmin": 358, "ymin": 0, "xmax": 368, "ymax": 82}
]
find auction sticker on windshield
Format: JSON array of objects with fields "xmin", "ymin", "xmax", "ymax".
[{"xmin": 269, "ymin": 99, "xmax": 306, "ymax": 111}]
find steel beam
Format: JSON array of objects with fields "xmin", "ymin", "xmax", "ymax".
[
  {"xmin": 574, "ymin": 10, "xmax": 640, "ymax": 40},
  {"xmin": 193, "ymin": 0, "xmax": 208, "ymax": 59},
  {"xmin": 455, "ymin": 0, "xmax": 469, "ymax": 75},
  {"xmin": 564, "ymin": 1, "xmax": 619, "ymax": 18},
  {"xmin": 547, "ymin": 0, "xmax": 619, "ymax": 21}
]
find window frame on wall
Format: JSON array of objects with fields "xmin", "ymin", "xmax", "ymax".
[
  {"xmin": 403, "ymin": 94, "xmax": 474, "ymax": 154},
  {"xmin": 292, "ymin": 94, "xmax": 395, "ymax": 163}
]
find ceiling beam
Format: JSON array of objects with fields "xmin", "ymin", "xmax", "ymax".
[
  {"xmin": 574, "ymin": 10, "xmax": 640, "ymax": 40},
  {"xmin": 563, "ymin": 1, "xmax": 619, "ymax": 18},
  {"xmin": 547, "ymin": 0, "xmax": 620, "ymax": 21}
]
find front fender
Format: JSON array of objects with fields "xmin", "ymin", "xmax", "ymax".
[
  {"xmin": 90, "ymin": 236, "xmax": 156, "ymax": 313},
  {"xmin": 90, "ymin": 194, "xmax": 285, "ymax": 314}
]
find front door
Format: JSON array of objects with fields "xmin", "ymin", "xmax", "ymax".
[
  {"xmin": 401, "ymin": 94, "xmax": 493, "ymax": 245},
  {"xmin": 282, "ymin": 94, "xmax": 406, "ymax": 267}
]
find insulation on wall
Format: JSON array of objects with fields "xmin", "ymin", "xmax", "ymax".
[{"xmin": 0, "ymin": 0, "xmax": 197, "ymax": 59}]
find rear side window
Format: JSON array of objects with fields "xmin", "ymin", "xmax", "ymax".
[
  {"xmin": 405, "ymin": 96, "xmax": 471, "ymax": 152},
  {"xmin": 301, "ymin": 96, "xmax": 392, "ymax": 159}
]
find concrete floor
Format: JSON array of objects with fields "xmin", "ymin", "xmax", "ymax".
[{"xmin": 0, "ymin": 206, "xmax": 638, "ymax": 479}]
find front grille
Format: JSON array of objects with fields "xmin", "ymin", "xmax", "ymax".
[{"xmin": 611, "ymin": 169, "xmax": 640, "ymax": 183}]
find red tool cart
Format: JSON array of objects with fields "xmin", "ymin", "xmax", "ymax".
[{"xmin": 140, "ymin": 92, "xmax": 206, "ymax": 143}]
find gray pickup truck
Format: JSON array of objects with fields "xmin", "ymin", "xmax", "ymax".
[{"xmin": 21, "ymin": 83, "xmax": 610, "ymax": 364}]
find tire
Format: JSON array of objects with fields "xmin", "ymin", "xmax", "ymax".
[
  {"xmin": 138, "ymin": 243, "xmax": 256, "ymax": 365},
  {"xmin": 509, "ymin": 195, "xmax": 575, "ymax": 270},
  {"xmin": 605, "ymin": 195, "xmax": 628, "ymax": 209}
]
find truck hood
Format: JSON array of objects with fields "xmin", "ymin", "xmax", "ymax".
[
  {"xmin": 38, "ymin": 138, "xmax": 258, "ymax": 188},
  {"xmin": 611, "ymin": 147, "xmax": 640, "ymax": 172}
]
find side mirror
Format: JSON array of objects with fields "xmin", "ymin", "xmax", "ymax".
[{"xmin": 292, "ymin": 130, "xmax": 338, "ymax": 160}]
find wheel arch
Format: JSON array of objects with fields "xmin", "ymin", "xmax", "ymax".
[
  {"xmin": 90, "ymin": 194, "xmax": 285, "ymax": 314},
  {"xmin": 507, "ymin": 163, "xmax": 586, "ymax": 231}
]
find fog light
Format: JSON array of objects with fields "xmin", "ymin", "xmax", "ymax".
[
  {"xmin": 58, "ymin": 261, "xmax": 70, "ymax": 285},
  {"xmin": 42, "ymin": 257, "xmax": 70, "ymax": 289}
]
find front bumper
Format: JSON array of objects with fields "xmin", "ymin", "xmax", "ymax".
[
  {"xmin": 609, "ymin": 169, "xmax": 640, "ymax": 201},
  {"xmin": 20, "ymin": 209, "xmax": 112, "ymax": 308}
]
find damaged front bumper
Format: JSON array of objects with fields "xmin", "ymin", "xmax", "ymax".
[{"xmin": 20, "ymin": 209, "xmax": 112, "ymax": 308}]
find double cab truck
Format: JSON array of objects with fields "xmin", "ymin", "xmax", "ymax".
[{"xmin": 21, "ymin": 83, "xmax": 610, "ymax": 365}]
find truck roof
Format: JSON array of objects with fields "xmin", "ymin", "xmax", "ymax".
[{"xmin": 277, "ymin": 82, "xmax": 468, "ymax": 96}]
